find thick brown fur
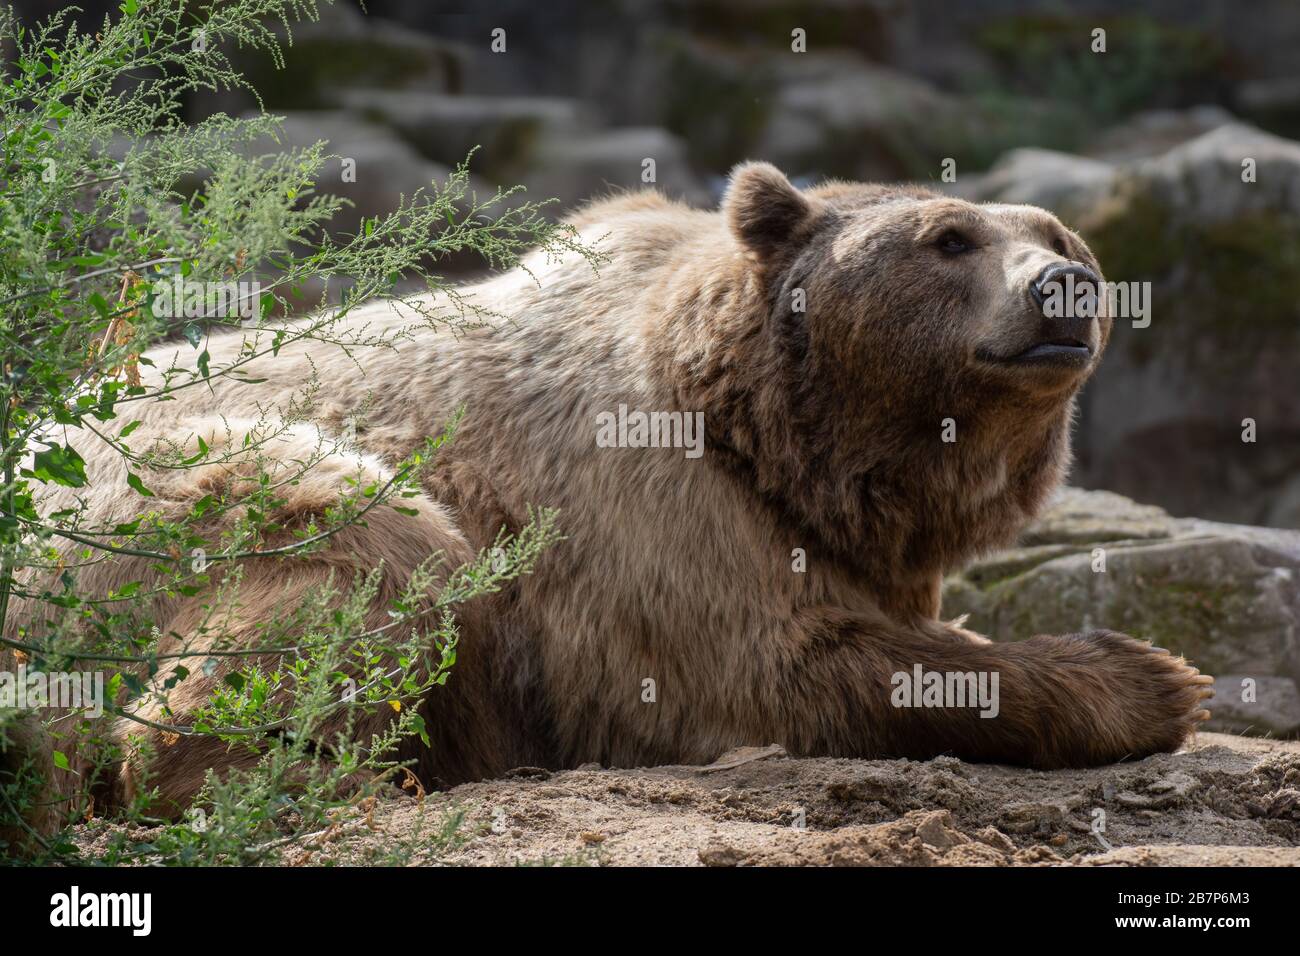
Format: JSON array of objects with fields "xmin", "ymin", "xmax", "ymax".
[{"xmin": 2, "ymin": 163, "xmax": 1212, "ymax": 835}]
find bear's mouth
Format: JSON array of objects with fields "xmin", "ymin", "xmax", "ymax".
[{"xmin": 981, "ymin": 337, "xmax": 1092, "ymax": 368}]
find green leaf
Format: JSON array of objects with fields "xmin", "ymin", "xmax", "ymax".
[
  {"xmin": 51, "ymin": 405, "xmax": 81, "ymax": 426},
  {"xmin": 30, "ymin": 443, "xmax": 87, "ymax": 487},
  {"xmin": 125, "ymin": 471, "xmax": 155, "ymax": 497},
  {"xmin": 52, "ymin": 750, "xmax": 70, "ymax": 771},
  {"xmin": 87, "ymin": 292, "xmax": 111, "ymax": 319},
  {"xmin": 410, "ymin": 713, "xmax": 431, "ymax": 747}
]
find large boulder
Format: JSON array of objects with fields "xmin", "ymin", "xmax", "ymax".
[
  {"xmin": 336, "ymin": 89, "xmax": 590, "ymax": 184},
  {"xmin": 955, "ymin": 148, "xmax": 1116, "ymax": 214},
  {"xmin": 244, "ymin": 6, "xmax": 466, "ymax": 109},
  {"xmin": 1085, "ymin": 106, "xmax": 1238, "ymax": 162},
  {"xmin": 238, "ymin": 111, "xmax": 497, "ymax": 236},
  {"xmin": 235, "ymin": 111, "xmax": 513, "ymax": 280},
  {"xmin": 942, "ymin": 488, "xmax": 1300, "ymax": 738},
  {"xmin": 753, "ymin": 52, "xmax": 979, "ymax": 182},
  {"xmin": 189, "ymin": 5, "xmax": 468, "ymax": 119},
  {"xmin": 521, "ymin": 126, "xmax": 711, "ymax": 210},
  {"xmin": 647, "ymin": 39, "xmax": 999, "ymax": 183}
]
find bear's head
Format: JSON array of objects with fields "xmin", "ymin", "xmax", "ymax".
[
  {"xmin": 724, "ymin": 161, "xmax": 1110, "ymax": 416},
  {"xmin": 713, "ymin": 162, "xmax": 1112, "ymax": 573}
]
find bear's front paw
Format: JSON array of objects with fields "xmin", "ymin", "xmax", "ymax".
[{"xmin": 1069, "ymin": 629, "xmax": 1214, "ymax": 762}]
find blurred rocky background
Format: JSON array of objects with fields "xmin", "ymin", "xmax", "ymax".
[
  {"xmin": 17, "ymin": 0, "xmax": 1299, "ymax": 731},
  {"xmin": 26, "ymin": 0, "xmax": 1298, "ymax": 528}
]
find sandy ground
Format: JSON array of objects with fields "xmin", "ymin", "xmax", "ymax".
[
  {"xmin": 67, "ymin": 732, "xmax": 1300, "ymax": 865},
  {"xmin": 174, "ymin": 731, "xmax": 1296, "ymax": 866}
]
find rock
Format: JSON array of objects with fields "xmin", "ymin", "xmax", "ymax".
[
  {"xmin": 193, "ymin": 6, "xmax": 467, "ymax": 118},
  {"xmin": 752, "ymin": 52, "xmax": 976, "ymax": 182},
  {"xmin": 1208, "ymin": 676, "xmax": 1300, "ymax": 737},
  {"xmin": 237, "ymin": 110, "xmax": 494, "ymax": 238},
  {"xmin": 954, "ymin": 148, "xmax": 1116, "ymax": 215},
  {"xmin": 972, "ymin": 826, "xmax": 1017, "ymax": 854},
  {"xmin": 555, "ymin": 33, "xmax": 985, "ymax": 180},
  {"xmin": 504, "ymin": 766, "xmax": 553, "ymax": 780},
  {"xmin": 1137, "ymin": 121, "xmax": 1300, "ymax": 221},
  {"xmin": 1019, "ymin": 489, "xmax": 1175, "ymax": 545},
  {"xmin": 336, "ymin": 89, "xmax": 589, "ymax": 182},
  {"xmin": 522, "ymin": 126, "xmax": 710, "ymax": 209},
  {"xmin": 250, "ymin": 7, "xmax": 464, "ymax": 108},
  {"xmin": 999, "ymin": 799, "xmax": 1075, "ymax": 835},
  {"xmin": 1085, "ymin": 106, "xmax": 1237, "ymax": 162},
  {"xmin": 697, "ymin": 843, "xmax": 746, "ymax": 867},
  {"xmin": 968, "ymin": 116, "xmax": 1300, "ymax": 223},
  {"xmin": 1115, "ymin": 771, "xmax": 1199, "ymax": 809},
  {"xmin": 942, "ymin": 488, "xmax": 1300, "ymax": 738},
  {"xmin": 696, "ymin": 744, "xmax": 787, "ymax": 774},
  {"xmin": 915, "ymin": 810, "xmax": 967, "ymax": 849},
  {"xmin": 240, "ymin": 111, "xmax": 451, "ymax": 233}
]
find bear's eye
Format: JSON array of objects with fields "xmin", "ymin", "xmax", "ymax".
[
  {"xmin": 1052, "ymin": 237, "xmax": 1069, "ymax": 256},
  {"xmin": 935, "ymin": 230, "xmax": 974, "ymax": 255}
]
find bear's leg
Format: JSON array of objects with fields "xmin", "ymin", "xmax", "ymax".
[
  {"xmin": 42, "ymin": 416, "xmax": 484, "ymax": 819},
  {"xmin": 777, "ymin": 610, "xmax": 1213, "ymax": 768},
  {"xmin": 107, "ymin": 472, "xmax": 488, "ymax": 818}
]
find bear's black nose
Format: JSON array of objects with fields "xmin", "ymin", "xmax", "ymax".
[{"xmin": 1030, "ymin": 262, "xmax": 1101, "ymax": 319}]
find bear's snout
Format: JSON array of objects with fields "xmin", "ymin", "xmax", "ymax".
[
  {"xmin": 1014, "ymin": 261, "xmax": 1103, "ymax": 364},
  {"xmin": 1029, "ymin": 261, "xmax": 1101, "ymax": 321}
]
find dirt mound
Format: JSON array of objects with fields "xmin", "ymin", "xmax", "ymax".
[{"xmin": 247, "ymin": 732, "xmax": 1300, "ymax": 866}]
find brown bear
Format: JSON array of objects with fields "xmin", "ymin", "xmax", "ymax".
[{"xmin": 2, "ymin": 162, "xmax": 1212, "ymax": 830}]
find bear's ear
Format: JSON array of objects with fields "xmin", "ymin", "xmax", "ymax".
[{"xmin": 723, "ymin": 161, "xmax": 818, "ymax": 260}]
